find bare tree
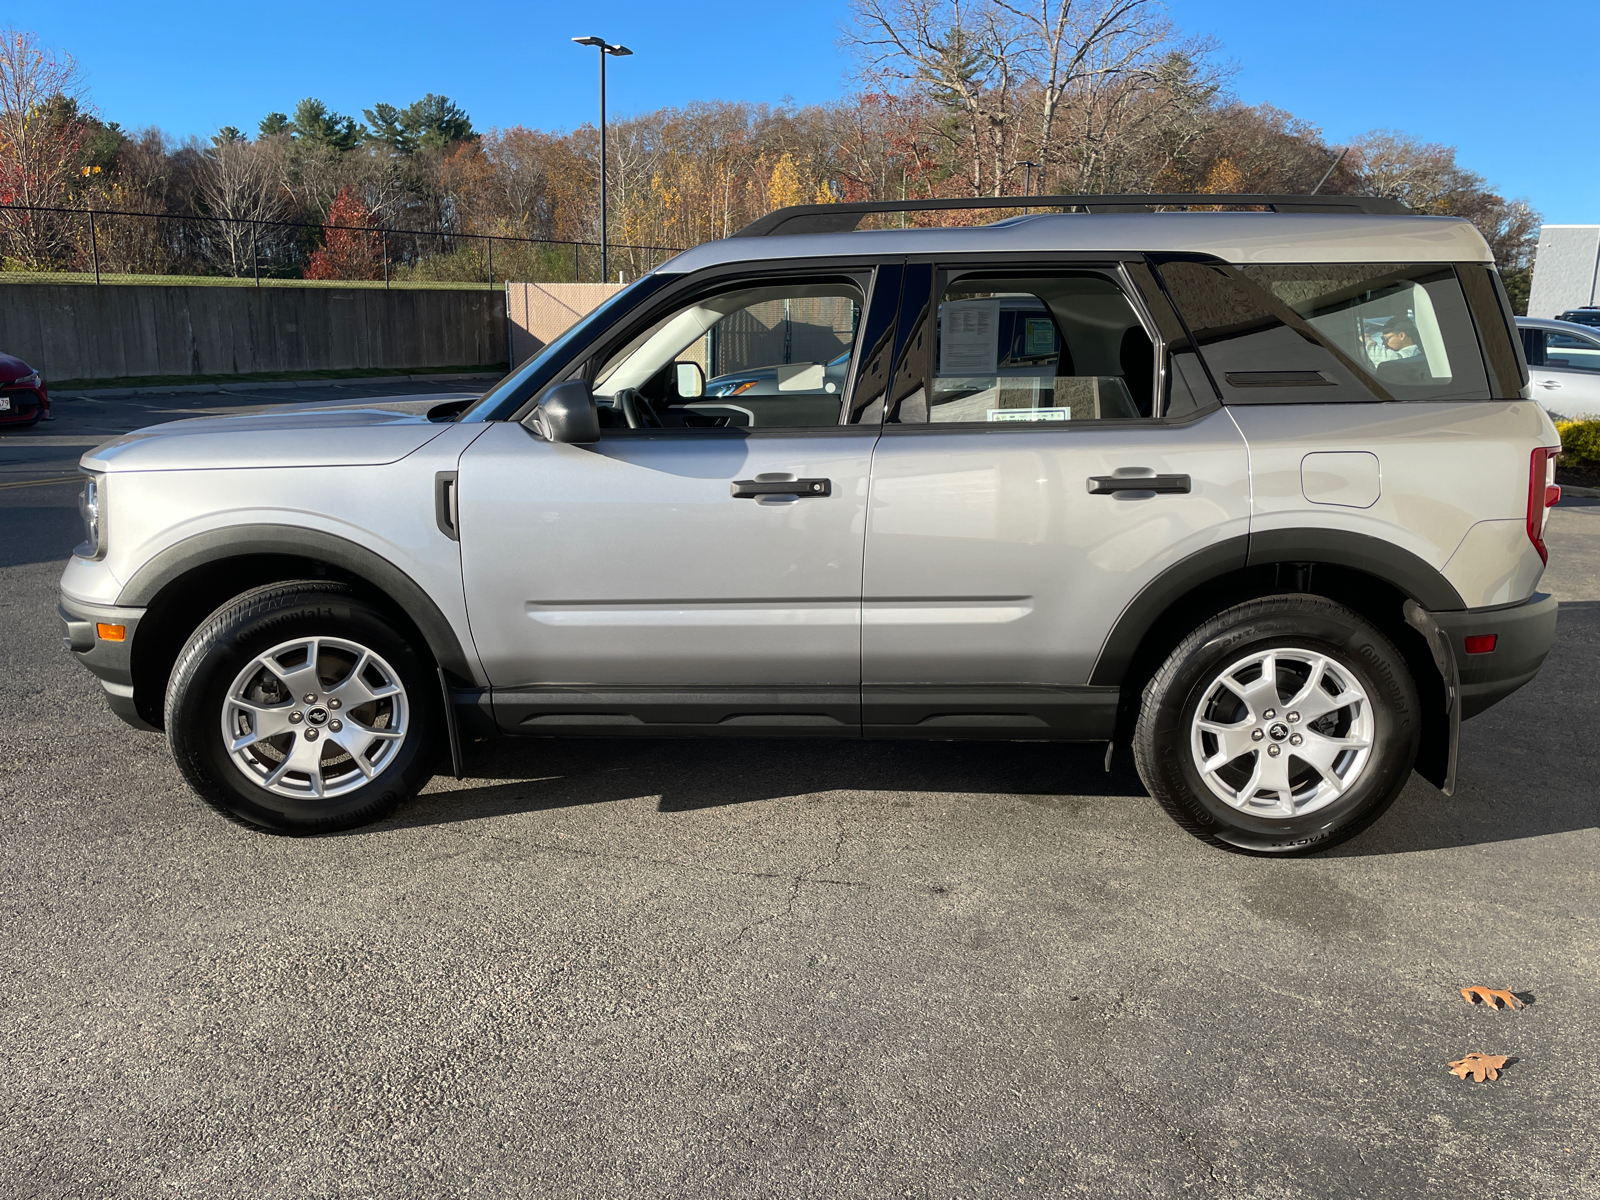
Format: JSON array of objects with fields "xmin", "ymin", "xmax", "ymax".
[
  {"xmin": 195, "ymin": 136, "xmax": 286, "ymax": 276},
  {"xmin": 0, "ymin": 28, "xmax": 88, "ymax": 266},
  {"xmin": 989, "ymin": 0, "xmax": 1166, "ymax": 190},
  {"xmin": 845, "ymin": 0, "xmax": 1029, "ymax": 195},
  {"xmin": 843, "ymin": 0, "xmax": 1180, "ymax": 197}
]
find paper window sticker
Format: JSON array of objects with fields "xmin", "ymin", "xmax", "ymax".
[{"xmin": 939, "ymin": 299, "xmax": 999, "ymax": 375}]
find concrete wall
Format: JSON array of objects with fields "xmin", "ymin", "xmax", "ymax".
[
  {"xmin": 1528, "ymin": 225, "xmax": 1600, "ymax": 318},
  {"xmin": 0, "ymin": 283, "xmax": 508, "ymax": 383},
  {"xmin": 506, "ymin": 282, "xmax": 625, "ymax": 368}
]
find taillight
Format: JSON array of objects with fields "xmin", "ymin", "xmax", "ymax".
[{"xmin": 1527, "ymin": 446, "xmax": 1562, "ymax": 565}]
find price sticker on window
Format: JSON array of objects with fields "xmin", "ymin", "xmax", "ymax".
[{"xmin": 1024, "ymin": 318, "xmax": 1056, "ymax": 357}]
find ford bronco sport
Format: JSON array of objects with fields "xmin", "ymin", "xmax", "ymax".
[{"xmin": 58, "ymin": 193, "xmax": 1561, "ymax": 853}]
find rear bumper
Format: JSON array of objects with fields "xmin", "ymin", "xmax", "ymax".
[
  {"xmin": 1433, "ymin": 592, "xmax": 1559, "ymax": 719},
  {"xmin": 57, "ymin": 592, "xmax": 155, "ymax": 732}
]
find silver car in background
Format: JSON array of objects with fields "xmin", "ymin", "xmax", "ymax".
[{"xmin": 1518, "ymin": 316, "xmax": 1600, "ymax": 419}]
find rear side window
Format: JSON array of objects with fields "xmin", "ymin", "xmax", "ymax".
[
  {"xmin": 903, "ymin": 271, "xmax": 1157, "ymax": 424},
  {"xmin": 1156, "ymin": 260, "xmax": 1492, "ymax": 403},
  {"xmin": 1544, "ymin": 328, "xmax": 1600, "ymax": 373}
]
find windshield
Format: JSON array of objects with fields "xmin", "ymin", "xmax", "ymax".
[{"xmin": 463, "ymin": 274, "xmax": 674, "ymax": 421}]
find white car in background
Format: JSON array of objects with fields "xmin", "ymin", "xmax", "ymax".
[{"xmin": 1518, "ymin": 317, "xmax": 1600, "ymax": 419}]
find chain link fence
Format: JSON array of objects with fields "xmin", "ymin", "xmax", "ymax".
[{"xmin": 0, "ymin": 203, "xmax": 682, "ymax": 289}]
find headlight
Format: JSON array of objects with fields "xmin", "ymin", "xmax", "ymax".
[
  {"xmin": 77, "ymin": 473, "xmax": 105, "ymax": 559},
  {"xmin": 9, "ymin": 371, "xmax": 40, "ymax": 388}
]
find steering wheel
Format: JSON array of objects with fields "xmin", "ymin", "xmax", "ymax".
[{"xmin": 616, "ymin": 387, "xmax": 662, "ymax": 429}]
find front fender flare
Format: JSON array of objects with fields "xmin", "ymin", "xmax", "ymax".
[{"xmin": 117, "ymin": 523, "xmax": 477, "ymax": 684}]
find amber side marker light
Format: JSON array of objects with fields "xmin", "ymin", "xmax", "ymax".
[
  {"xmin": 96, "ymin": 623, "xmax": 126, "ymax": 642},
  {"xmin": 1463, "ymin": 634, "xmax": 1498, "ymax": 655}
]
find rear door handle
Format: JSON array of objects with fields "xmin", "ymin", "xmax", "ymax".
[
  {"xmin": 731, "ymin": 478, "xmax": 832, "ymax": 498},
  {"xmin": 1537, "ymin": 380, "xmax": 1562, "ymax": 389},
  {"xmin": 1087, "ymin": 473, "xmax": 1190, "ymax": 494}
]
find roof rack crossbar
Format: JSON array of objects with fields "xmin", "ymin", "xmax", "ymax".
[{"xmin": 732, "ymin": 193, "xmax": 1411, "ymax": 238}]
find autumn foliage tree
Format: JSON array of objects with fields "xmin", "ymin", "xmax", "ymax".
[{"xmin": 303, "ymin": 187, "xmax": 383, "ymax": 280}]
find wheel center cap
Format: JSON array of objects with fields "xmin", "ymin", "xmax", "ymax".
[
  {"xmin": 1268, "ymin": 722, "xmax": 1289, "ymax": 742},
  {"xmin": 306, "ymin": 707, "xmax": 330, "ymax": 727}
]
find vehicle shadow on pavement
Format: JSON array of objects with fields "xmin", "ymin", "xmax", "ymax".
[
  {"xmin": 1333, "ymin": 600, "xmax": 1600, "ymax": 856},
  {"xmin": 378, "ymin": 737, "xmax": 1150, "ymax": 833},
  {"xmin": 390, "ymin": 604, "xmax": 1600, "ymax": 852}
]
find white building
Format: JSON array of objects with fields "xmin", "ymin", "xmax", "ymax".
[{"xmin": 1527, "ymin": 225, "xmax": 1600, "ymax": 318}]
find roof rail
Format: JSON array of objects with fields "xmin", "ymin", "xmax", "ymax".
[{"xmin": 731, "ymin": 193, "xmax": 1412, "ymax": 238}]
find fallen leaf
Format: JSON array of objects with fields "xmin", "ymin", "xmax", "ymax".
[
  {"xmin": 1448, "ymin": 1052, "xmax": 1510, "ymax": 1082},
  {"xmin": 1460, "ymin": 986, "xmax": 1524, "ymax": 1011}
]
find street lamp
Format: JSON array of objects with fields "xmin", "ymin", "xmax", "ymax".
[
  {"xmin": 1015, "ymin": 159, "xmax": 1039, "ymax": 215},
  {"xmin": 572, "ymin": 35, "xmax": 632, "ymax": 284}
]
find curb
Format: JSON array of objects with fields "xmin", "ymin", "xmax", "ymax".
[
  {"xmin": 55, "ymin": 372, "xmax": 501, "ymax": 400},
  {"xmin": 1561, "ymin": 484, "xmax": 1600, "ymax": 498}
]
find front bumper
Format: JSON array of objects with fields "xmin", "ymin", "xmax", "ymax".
[
  {"xmin": 1433, "ymin": 592, "xmax": 1559, "ymax": 720},
  {"xmin": 0, "ymin": 383, "xmax": 48, "ymax": 423},
  {"xmin": 58, "ymin": 592, "xmax": 155, "ymax": 731}
]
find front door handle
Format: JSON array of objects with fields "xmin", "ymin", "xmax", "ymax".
[
  {"xmin": 1537, "ymin": 380, "xmax": 1562, "ymax": 389},
  {"xmin": 1087, "ymin": 473, "xmax": 1190, "ymax": 495},
  {"xmin": 731, "ymin": 478, "xmax": 832, "ymax": 498}
]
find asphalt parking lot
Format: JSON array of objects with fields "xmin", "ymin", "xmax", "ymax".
[{"xmin": 1, "ymin": 395, "xmax": 1597, "ymax": 1199}]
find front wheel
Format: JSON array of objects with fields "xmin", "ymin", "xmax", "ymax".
[
  {"xmin": 1133, "ymin": 595, "xmax": 1420, "ymax": 855},
  {"xmin": 165, "ymin": 582, "xmax": 440, "ymax": 833}
]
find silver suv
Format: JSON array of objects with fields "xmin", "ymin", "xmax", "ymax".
[{"xmin": 58, "ymin": 193, "xmax": 1561, "ymax": 854}]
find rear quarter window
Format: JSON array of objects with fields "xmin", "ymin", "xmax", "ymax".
[{"xmin": 1155, "ymin": 259, "xmax": 1494, "ymax": 404}]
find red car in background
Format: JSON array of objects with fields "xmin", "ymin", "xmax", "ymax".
[{"xmin": 0, "ymin": 351, "xmax": 49, "ymax": 426}]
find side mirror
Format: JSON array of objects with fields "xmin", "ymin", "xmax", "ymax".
[
  {"xmin": 523, "ymin": 379, "xmax": 600, "ymax": 444},
  {"xmin": 674, "ymin": 361, "xmax": 705, "ymax": 399}
]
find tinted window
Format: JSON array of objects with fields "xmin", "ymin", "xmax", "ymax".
[
  {"xmin": 908, "ymin": 272, "xmax": 1156, "ymax": 424},
  {"xmin": 592, "ymin": 280, "xmax": 864, "ymax": 430},
  {"xmin": 1547, "ymin": 329, "xmax": 1600, "ymax": 373},
  {"xmin": 1158, "ymin": 261, "xmax": 1492, "ymax": 403}
]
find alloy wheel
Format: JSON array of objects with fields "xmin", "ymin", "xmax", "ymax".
[
  {"xmin": 219, "ymin": 636, "xmax": 409, "ymax": 800},
  {"xmin": 1188, "ymin": 647, "xmax": 1374, "ymax": 819}
]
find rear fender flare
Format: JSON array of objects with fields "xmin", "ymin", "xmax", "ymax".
[{"xmin": 1089, "ymin": 529, "xmax": 1467, "ymax": 688}]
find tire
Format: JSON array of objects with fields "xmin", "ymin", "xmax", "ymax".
[
  {"xmin": 165, "ymin": 582, "xmax": 440, "ymax": 834},
  {"xmin": 1133, "ymin": 594, "xmax": 1420, "ymax": 855}
]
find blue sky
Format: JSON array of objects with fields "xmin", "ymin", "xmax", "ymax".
[{"xmin": 12, "ymin": 0, "xmax": 1597, "ymax": 223}]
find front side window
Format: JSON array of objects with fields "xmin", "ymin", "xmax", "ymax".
[
  {"xmin": 592, "ymin": 280, "xmax": 863, "ymax": 430},
  {"xmin": 910, "ymin": 272, "xmax": 1156, "ymax": 424}
]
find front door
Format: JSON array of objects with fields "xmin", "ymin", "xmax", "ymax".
[
  {"xmin": 860, "ymin": 261, "xmax": 1252, "ymax": 738},
  {"xmin": 458, "ymin": 267, "xmax": 897, "ymax": 735}
]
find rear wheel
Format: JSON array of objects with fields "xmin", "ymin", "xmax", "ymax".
[
  {"xmin": 165, "ymin": 582, "xmax": 439, "ymax": 833},
  {"xmin": 1133, "ymin": 595, "xmax": 1420, "ymax": 854}
]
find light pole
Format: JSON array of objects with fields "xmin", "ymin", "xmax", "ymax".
[
  {"xmin": 1015, "ymin": 159, "xmax": 1039, "ymax": 215},
  {"xmin": 572, "ymin": 35, "xmax": 632, "ymax": 284}
]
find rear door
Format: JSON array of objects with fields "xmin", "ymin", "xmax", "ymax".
[
  {"xmin": 860, "ymin": 258, "xmax": 1251, "ymax": 739},
  {"xmin": 1526, "ymin": 325, "xmax": 1600, "ymax": 418},
  {"xmin": 457, "ymin": 262, "xmax": 902, "ymax": 735}
]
